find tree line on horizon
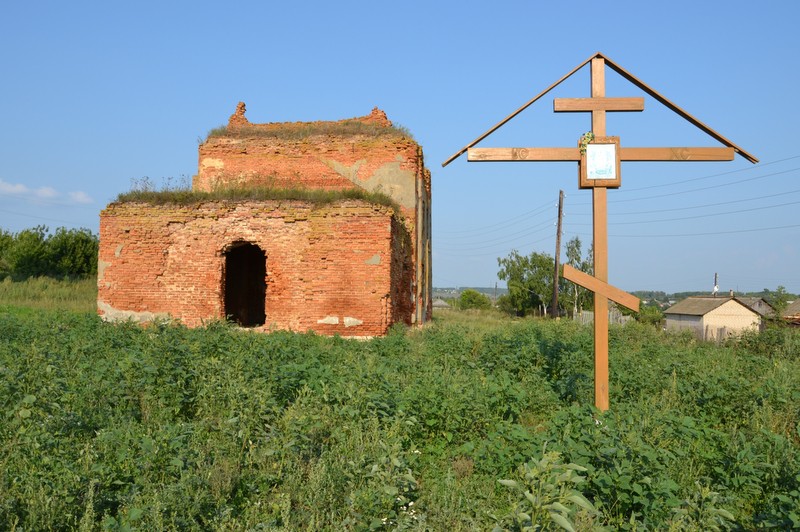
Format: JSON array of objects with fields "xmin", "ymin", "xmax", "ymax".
[{"xmin": 0, "ymin": 225, "xmax": 98, "ymax": 281}]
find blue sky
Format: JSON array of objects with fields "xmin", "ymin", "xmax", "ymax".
[{"xmin": 1, "ymin": 1, "xmax": 798, "ymax": 294}]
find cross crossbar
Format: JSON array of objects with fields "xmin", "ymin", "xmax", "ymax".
[
  {"xmin": 554, "ymin": 97, "xmax": 644, "ymax": 112},
  {"xmin": 467, "ymin": 146, "xmax": 735, "ymax": 162},
  {"xmin": 562, "ymin": 264, "xmax": 639, "ymax": 311}
]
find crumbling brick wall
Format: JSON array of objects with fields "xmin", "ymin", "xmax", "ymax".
[
  {"xmin": 98, "ymin": 103, "xmax": 431, "ymax": 335},
  {"xmin": 195, "ymin": 103, "xmax": 432, "ymax": 324},
  {"xmin": 98, "ymin": 200, "xmax": 410, "ymax": 337}
]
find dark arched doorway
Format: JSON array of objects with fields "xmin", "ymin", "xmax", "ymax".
[{"xmin": 224, "ymin": 242, "xmax": 266, "ymax": 327}]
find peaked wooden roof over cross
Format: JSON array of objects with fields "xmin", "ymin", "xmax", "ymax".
[{"xmin": 442, "ymin": 51, "xmax": 758, "ymax": 167}]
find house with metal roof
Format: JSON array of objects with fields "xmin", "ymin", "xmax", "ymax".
[{"xmin": 664, "ymin": 296, "xmax": 761, "ymax": 341}]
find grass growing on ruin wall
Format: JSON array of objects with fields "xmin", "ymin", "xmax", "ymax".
[
  {"xmin": 114, "ymin": 185, "xmax": 400, "ymax": 211},
  {"xmin": 205, "ymin": 120, "xmax": 414, "ymax": 141}
]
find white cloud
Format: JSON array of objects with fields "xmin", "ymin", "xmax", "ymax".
[
  {"xmin": 68, "ymin": 191, "xmax": 93, "ymax": 204},
  {"xmin": 0, "ymin": 179, "xmax": 30, "ymax": 195},
  {"xmin": 34, "ymin": 186, "xmax": 58, "ymax": 199},
  {"xmin": 0, "ymin": 178, "xmax": 91, "ymax": 205}
]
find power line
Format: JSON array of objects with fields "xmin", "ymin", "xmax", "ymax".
[
  {"xmin": 607, "ymin": 199, "xmax": 800, "ymax": 225},
  {"xmin": 610, "ymin": 223, "xmax": 800, "ymax": 238},
  {"xmin": 436, "ymin": 220, "xmax": 555, "ymax": 252},
  {"xmin": 437, "ymin": 199, "xmax": 554, "ymax": 236},
  {"xmin": 436, "ymin": 234, "xmax": 555, "ymax": 258},
  {"xmin": 610, "ymin": 167, "xmax": 799, "ymax": 204},
  {"xmin": 622, "ymin": 154, "xmax": 800, "ymax": 192},
  {"xmin": 606, "ymin": 188, "xmax": 800, "ymax": 216},
  {"xmin": 0, "ymin": 208, "xmax": 87, "ymax": 227}
]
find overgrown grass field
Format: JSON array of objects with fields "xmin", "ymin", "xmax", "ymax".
[
  {"xmin": 0, "ymin": 277, "xmax": 97, "ymax": 313},
  {"xmin": 1, "ymin": 286, "xmax": 799, "ymax": 530}
]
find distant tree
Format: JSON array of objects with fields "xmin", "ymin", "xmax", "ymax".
[
  {"xmin": 48, "ymin": 227, "xmax": 98, "ymax": 278},
  {"xmin": 6, "ymin": 225, "xmax": 50, "ymax": 279},
  {"xmin": 497, "ymin": 249, "xmax": 554, "ymax": 316},
  {"xmin": 563, "ymin": 237, "xmax": 593, "ymax": 316},
  {"xmin": 0, "ymin": 225, "xmax": 98, "ymax": 280},
  {"xmin": 0, "ymin": 229, "xmax": 12, "ymax": 279},
  {"xmin": 458, "ymin": 289, "xmax": 492, "ymax": 311},
  {"xmin": 767, "ymin": 285, "xmax": 790, "ymax": 323},
  {"xmin": 496, "ymin": 294, "xmax": 516, "ymax": 316},
  {"xmin": 636, "ymin": 305, "xmax": 664, "ymax": 328}
]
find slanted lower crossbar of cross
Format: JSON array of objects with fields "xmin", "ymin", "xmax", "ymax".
[{"xmin": 562, "ymin": 264, "xmax": 639, "ymax": 312}]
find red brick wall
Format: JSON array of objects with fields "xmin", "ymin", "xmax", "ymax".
[
  {"xmin": 195, "ymin": 136, "xmax": 423, "ymax": 220},
  {"xmin": 98, "ymin": 200, "xmax": 410, "ymax": 337},
  {"xmin": 195, "ymin": 126, "xmax": 432, "ymax": 325}
]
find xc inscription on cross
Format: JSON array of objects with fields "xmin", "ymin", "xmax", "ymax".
[{"xmin": 443, "ymin": 52, "xmax": 756, "ymax": 411}]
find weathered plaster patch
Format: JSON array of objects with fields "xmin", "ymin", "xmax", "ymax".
[
  {"xmin": 323, "ymin": 157, "xmax": 415, "ymax": 209},
  {"xmin": 344, "ymin": 317, "xmax": 363, "ymax": 327},
  {"xmin": 317, "ymin": 315, "xmax": 339, "ymax": 325},
  {"xmin": 201, "ymin": 157, "xmax": 225, "ymax": 169},
  {"xmin": 323, "ymin": 159, "xmax": 364, "ymax": 181},
  {"xmin": 365, "ymin": 254, "xmax": 381, "ymax": 265},
  {"xmin": 367, "ymin": 161, "xmax": 415, "ymax": 208},
  {"xmin": 97, "ymin": 260, "xmax": 110, "ymax": 282},
  {"xmin": 97, "ymin": 301, "xmax": 171, "ymax": 323},
  {"xmin": 114, "ymin": 244, "xmax": 124, "ymax": 257}
]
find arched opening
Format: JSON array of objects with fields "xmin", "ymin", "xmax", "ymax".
[{"xmin": 224, "ymin": 241, "xmax": 266, "ymax": 327}]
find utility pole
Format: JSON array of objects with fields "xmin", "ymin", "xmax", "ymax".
[{"xmin": 552, "ymin": 189, "xmax": 564, "ymax": 318}]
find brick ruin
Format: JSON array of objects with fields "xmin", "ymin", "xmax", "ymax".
[{"xmin": 98, "ymin": 103, "xmax": 432, "ymax": 336}]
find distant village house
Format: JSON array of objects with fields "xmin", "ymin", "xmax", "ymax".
[{"xmin": 664, "ymin": 296, "xmax": 762, "ymax": 341}]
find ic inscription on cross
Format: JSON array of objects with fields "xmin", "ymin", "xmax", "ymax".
[{"xmin": 443, "ymin": 52, "xmax": 756, "ymax": 411}]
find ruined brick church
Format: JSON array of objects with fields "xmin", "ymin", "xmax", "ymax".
[{"xmin": 97, "ymin": 103, "xmax": 432, "ymax": 336}]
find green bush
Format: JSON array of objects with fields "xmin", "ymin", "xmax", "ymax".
[
  {"xmin": 458, "ymin": 289, "xmax": 493, "ymax": 310},
  {"xmin": 0, "ymin": 225, "xmax": 97, "ymax": 281}
]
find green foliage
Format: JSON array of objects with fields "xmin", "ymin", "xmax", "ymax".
[
  {"xmin": 498, "ymin": 249, "xmax": 555, "ymax": 316},
  {"xmin": 0, "ymin": 225, "xmax": 98, "ymax": 281},
  {"xmin": 459, "ymin": 288, "xmax": 493, "ymax": 310},
  {"xmin": 494, "ymin": 448, "xmax": 599, "ymax": 531},
  {"xmin": 667, "ymin": 482, "xmax": 736, "ymax": 531},
  {"xmin": 563, "ymin": 237, "xmax": 593, "ymax": 316},
  {"xmin": 46, "ymin": 227, "xmax": 98, "ymax": 278},
  {"xmin": 766, "ymin": 285, "xmax": 790, "ymax": 322},
  {"xmin": 635, "ymin": 305, "xmax": 664, "ymax": 328},
  {"xmin": 0, "ymin": 276, "xmax": 97, "ymax": 312},
  {"xmin": 0, "ymin": 299, "xmax": 799, "ymax": 529}
]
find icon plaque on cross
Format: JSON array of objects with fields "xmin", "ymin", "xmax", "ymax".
[{"xmin": 581, "ymin": 136, "xmax": 620, "ymax": 189}]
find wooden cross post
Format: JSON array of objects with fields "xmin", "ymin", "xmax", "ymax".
[{"xmin": 446, "ymin": 53, "xmax": 756, "ymax": 411}]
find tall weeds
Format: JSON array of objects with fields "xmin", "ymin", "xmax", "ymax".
[{"xmin": 1, "ymin": 298, "xmax": 798, "ymax": 529}]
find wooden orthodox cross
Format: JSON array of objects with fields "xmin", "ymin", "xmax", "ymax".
[{"xmin": 443, "ymin": 52, "xmax": 756, "ymax": 411}]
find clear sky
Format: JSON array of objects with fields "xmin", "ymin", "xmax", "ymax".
[{"xmin": 1, "ymin": 1, "xmax": 798, "ymax": 294}]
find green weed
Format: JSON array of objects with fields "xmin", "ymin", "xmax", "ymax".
[{"xmin": 0, "ymin": 302, "xmax": 798, "ymax": 529}]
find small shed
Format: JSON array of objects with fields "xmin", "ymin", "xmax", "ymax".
[
  {"xmin": 664, "ymin": 297, "xmax": 761, "ymax": 341},
  {"xmin": 737, "ymin": 297, "xmax": 775, "ymax": 318},
  {"xmin": 431, "ymin": 298, "xmax": 451, "ymax": 310},
  {"xmin": 784, "ymin": 300, "xmax": 800, "ymax": 327}
]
